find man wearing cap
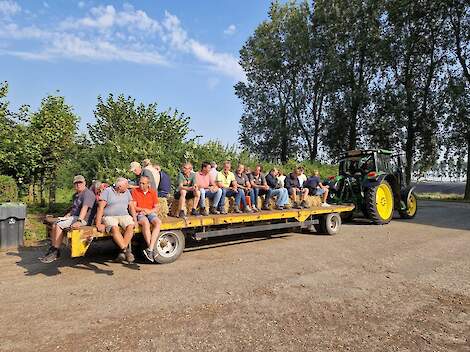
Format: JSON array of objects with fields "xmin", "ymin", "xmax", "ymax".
[
  {"xmin": 39, "ymin": 175, "xmax": 96, "ymax": 263},
  {"xmin": 129, "ymin": 161, "xmax": 158, "ymax": 191}
]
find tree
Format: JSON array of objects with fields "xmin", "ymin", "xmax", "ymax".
[
  {"xmin": 83, "ymin": 94, "xmax": 194, "ymax": 181},
  {"xmin": 29, "ymin": 95, "xmax": 78, "ymax": 205},
  {"xmin": 377, "ymin": 0, "xmax": 447, "ymax": 183},
  {"xmin": 236, "ymin": 1, "xmax": 315, "ymax": 163},
  {"xmin": 319, "ymin": 0, "xmax": 383, "ymax": 154}
]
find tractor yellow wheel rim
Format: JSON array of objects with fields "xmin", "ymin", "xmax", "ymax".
[
  {"xmin": 376, "ymin": 183, "xmax": 393, "ymax": 220},
  {"xmin": 406, "ymin": 194, "xmax": 417, "ymax": 216}
]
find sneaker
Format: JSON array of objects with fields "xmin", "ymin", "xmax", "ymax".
[
  {"xmin": 301, "ymin": 200, "xmax": 309, "ymax": 209},
  {"xmin": 39, "ymin": 246, "xmax": 60, "ymax": 264},
  {"xmin": 125, "ymin": 247, "xmax": 135, "ymax": 263},
  {"xmin": 143, "ymin": 248, "xmax": 155, "ymax": 263},
  {"xmin": 293, "ymin": 202, "xmax": 301, "ymax": 209},
  {"xmin": 191, "ymin": 208, "xmax": 200, "ymax": 216},
  {"xmin": 218, "ymin": 208, "xmax": 228, "ymax": 215},
  {"xmin": 261, "ymin": 204, "xmax": 270, "ymax": 211},
  {"xmin": 114, "ymin": 251, "xmax": 126, "ymax": 263},
  {"xmin": 234, "ymin": 206, "xmax": 242, "ymax": 214},
  {"xmin": 200, "ymin": 207, "xmax": 209, "ymax": 216},
  {"xmin": 178, "ymin": 210, "xmax": 186, "ymax": 218},
  {"xmin": 210, "ymin": 206, "xmax": 220, "ymax": 215},
  {"xmin": 251, "ymin": 206, "xmax": 259, "ymax": 212},
  {"xmin": 321, "ymin": 203, "xmax": 331, "ymax": 207},
  {"xmin": 275, "ymin": 205, "xmax": 284, "ymax": 211},
  {"xmin": 243, "ymin": 205, "xmax": 253, "ymax": 213}
]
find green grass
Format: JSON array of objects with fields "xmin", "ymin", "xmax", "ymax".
[{"xmin": 416, "ymin": 192, "xmax": 470, "ymax": 203}]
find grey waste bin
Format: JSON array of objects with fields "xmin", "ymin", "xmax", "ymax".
[{"xmin": 0, "ymin": 203, "xmax": 26, "ymax": 249}]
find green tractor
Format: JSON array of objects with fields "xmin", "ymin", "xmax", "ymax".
[{"xmin": 326, "ymin": 149, "xmax": 418, "ymax": 224}]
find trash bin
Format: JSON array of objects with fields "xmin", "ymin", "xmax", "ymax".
[{"xmin": 0, "ymin": 203, "xmax": 26, "ymax": 249}]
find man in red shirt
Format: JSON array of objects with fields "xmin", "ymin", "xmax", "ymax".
[{"xmin": 131, "ymin": 175, "xmax": 161, "ymax": 262}]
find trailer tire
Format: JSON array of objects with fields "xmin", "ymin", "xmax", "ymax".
[
  {"xmin": 153, "ymin": 230, "xmax": 185, "ymax": 264},
  {"xmin": 314, "ymin": 213, "xmax": 342, "ymax": 235}
]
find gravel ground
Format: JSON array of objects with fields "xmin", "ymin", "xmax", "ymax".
[{"xmin": 0, "ymin": 200, "xmax": 469, "ymax": 352}]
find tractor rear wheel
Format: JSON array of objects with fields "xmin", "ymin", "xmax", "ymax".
[
  {"xmin": 399, "ymin": 192, "xmax": 418, "ymax": 219},
  {"xmin": 365, "ymin": 180, "xmax": 394, "ymax": 224}
]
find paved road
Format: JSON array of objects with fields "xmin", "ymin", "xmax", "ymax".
[
  {"xmin": 413, "ymin": 182, "xmax": 466, "ymax": 195},
  {"xmin": 0, "ymin": 201, "xmax": 469, "ymax": 352}
]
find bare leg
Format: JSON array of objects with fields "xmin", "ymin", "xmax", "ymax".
[
  {"xmin": 139, "ymin": 217, "xmax": 151, "ymax": 247},
  {"xmin": 122, "ymin": 225, "xmax": 135, "ymax": 247},
  {"xmin": 51, "ymin": 223, "xmax": 64, "ymax": 248},
  {"xmin": 111, "ymin": 226, "xmax": 126, "ymax": 250},
  {"xmin": 193, "ymin": 190, "xmax": 201, "ymax": 210},
  {"xmin": 322, "ymin": 188, "xmax": 329, "ymax": 203},
  {"xmin": 178, "ymin": 190, "xmax": 187, "ymax": 213},
  {"xmin": 291, "ymin": 188, "xmax": 298, "ymax": 203},
  {"xmin": 302, "ymin": 188, "xmax": 309, "ymax": 201},
  {"xmin": 150, "ymin": 217, "xmax": 161, "ymax": 251}
]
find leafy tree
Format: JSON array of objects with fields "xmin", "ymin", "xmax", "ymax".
[
  {"xmin": 83, "ymin": 94, "xmax": 195, "ymax": 181},
  {"xmin": 28, "ymin": 95, "xmax": 78, "ymax": 205}
]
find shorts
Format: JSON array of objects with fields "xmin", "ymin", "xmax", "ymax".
[
  {"xmin": 314, "ymin": 188, "xmax": 325, "ymax": 196},
  {"xmin": 175, "ymin": 190, "xmax": 195, "ymax": 200},
  {"xmin": 102, "ymin": 215, "xmax": 134, "ymax": 233},
  {"xmin": 288, "ymin": 188, "xmax": 303, "ymax": 196},
  {"xmin": 137, "ymin": 212, "xmax": 159, "ymax": 223},
  {"xmin": 55, "ymin": 216, "xmax": 79, "ymax": 230}
]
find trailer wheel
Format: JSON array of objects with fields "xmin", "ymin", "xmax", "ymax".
[
  {"xmin": 399, "ymin": 192, "xmax": 418, "ymax": 219},
  {"xmin": 314, "ymin": 213, "xmax": 342, "ymax": 235},
  {"xmin": 153, "ymin": 230, "xmax": 185, "ymax": 264}
]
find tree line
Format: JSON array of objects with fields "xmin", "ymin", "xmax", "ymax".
[
  {"xmin": 236, "ymin": 0, "xmax": 469, "ymax": 199},
  {"xmin": 0, "ymin": 83, "xmax": 334, "ymax": 206}
]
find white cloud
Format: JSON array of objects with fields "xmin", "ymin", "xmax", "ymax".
[
  {"xmin": 0, "ymin": 0, "xmax": 20, "ymax": 16},
  {"xmin": 224, "ymin": 24, "xmax": 236, "ymax": 35},
  {"xmin": 0, "ymin": 4, "xmax": 246, "ymax": 81}
]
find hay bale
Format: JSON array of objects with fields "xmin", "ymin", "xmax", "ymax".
[
  {"xmin": 305, "ymin": 195, "xmax": 322, "ymax": 208},
  {"xmin": 169, "ymin": 197, "xmax": 212, "ymax": 216},
  {"xmin": 156, "ymin": 197, "xmax": 169, "ymax": 219}
]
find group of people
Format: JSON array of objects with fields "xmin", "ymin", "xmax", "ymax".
[{"xmin": 39, "ymin": 159, "xmax": 330, "ymax": 265}]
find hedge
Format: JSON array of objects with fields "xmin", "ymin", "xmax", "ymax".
[{"xmin": 0, "ymin": 175, "xmax": 18, "ymax": 202}]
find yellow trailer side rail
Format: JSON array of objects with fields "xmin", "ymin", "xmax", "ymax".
[{"xmin": 64, "ymin": 204, "xmax": 354, "ymax": 258}]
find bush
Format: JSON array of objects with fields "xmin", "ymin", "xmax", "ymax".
[{"xmin": 0, "ymin": 175, "xmax": 18, "ymax": 202}]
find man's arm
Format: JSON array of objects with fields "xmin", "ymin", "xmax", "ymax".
[
  {"xmin": 71, "ymin": 205, "xmax": 89, "ymax": 229},
  {"xmin": 95, "ymin": 201, "xmax": 106, "ymax": 232},
  {"xmin": 128, "ymin": 201, "xmax": 138, "ymax": 224}
]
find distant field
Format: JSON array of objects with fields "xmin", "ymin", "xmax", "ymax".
[{"xmin": 412, "ymin": 181, "xmax": 466, "ymax": 195}]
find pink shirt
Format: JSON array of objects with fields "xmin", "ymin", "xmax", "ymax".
[{"xmin": 196, "ymin": 171, "xmax": 215, "ymax": 189}]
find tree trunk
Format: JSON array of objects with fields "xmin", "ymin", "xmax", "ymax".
[
  {"xmin": 48, "ymin": 176, "xmax": 56, "ymax": 208},
  {"xmin": 465, "ymin": 138, "xmax": 470, "ymax": 201},
  {"xmin": 39, "ymin": 177, "xmax": 45, "ymax": 207}
]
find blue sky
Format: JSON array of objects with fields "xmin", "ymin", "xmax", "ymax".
[{"xmin": 0, "ymin": 0, "xmax": 272, "ymax": 144}]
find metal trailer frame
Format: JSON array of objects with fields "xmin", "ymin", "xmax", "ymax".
[{"xmin": 59, "ymin": 204, "xmax": 354, "ymax": 261}]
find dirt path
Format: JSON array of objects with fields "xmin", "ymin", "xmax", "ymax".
[{"xmin": 1, "ymin": 200, "xmax": 469, "ymax": 352}]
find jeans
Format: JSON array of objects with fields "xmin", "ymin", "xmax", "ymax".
[
  {"xmin": 252, "ymin": 188, "xmax": 271, "ymax": 207},
  {"xmin": 266, "ymin": 188, "xmax": 289, "ymax": 206},
  {"xmin": 219, "ymin": 188, "xmax": 246, "ymax": 209},
  {"xmin": 199, "ymin": 188, "xmax": 223, "ymax": 208}
]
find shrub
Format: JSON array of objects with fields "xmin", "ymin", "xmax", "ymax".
[{"xmin": 0, "ymin": 175, "xmax": 18, "ymax": 202}]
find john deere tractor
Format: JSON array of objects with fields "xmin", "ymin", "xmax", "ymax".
[{"xmin": 326, "ymin": 149, "xmax": 418, "ymax": 224}]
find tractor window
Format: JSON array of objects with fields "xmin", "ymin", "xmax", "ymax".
[
  {"xmin": 340, "ymin": 155, "xmax": 375, "ymax": 175},
  {"xmin": 376, "ymin": 155, "xmax": 393, "ymax": 173}
]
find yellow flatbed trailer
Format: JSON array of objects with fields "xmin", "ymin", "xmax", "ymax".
[{"xmin": 61, "ymin": 204, "xmax": 354, "ymax": 263}]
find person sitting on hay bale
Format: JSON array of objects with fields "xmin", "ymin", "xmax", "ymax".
[
  {"xmin": 196, "ymin": 161, "xmax": 223, "ymax": 215},
  {"xmin": 175, "ymin": 162, "xmax": 201, "ymax": 218},
  {"xmin": 305, "ymin": 170, "xmax": 331, "ymax": 207},
  {"xmin": 285, "ymin": 167, "xmax": 310, "ymax": 209},
  {"xmin": 265, "ymin": 168, "xmax": 289, "ymax": 210},
  {"xmin": 39, "ymin": 175, "xmax": 96, "ymax": 264},
  {"xmin": 216, "ymin": 160, "xmax": 252, "ymax": 214}
]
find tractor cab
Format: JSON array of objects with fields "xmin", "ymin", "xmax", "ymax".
[{"xmin": 329, "ymin": 149, "xmax": 417, "ymax": 224}]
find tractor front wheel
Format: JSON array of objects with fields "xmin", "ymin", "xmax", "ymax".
[
  {"xmin": 399, "ymin": 192, "xmax": 418, "ymax": 219},
  {"xmin": 365, "ymin": 180, "xmax": 394, "ymax": 225}
]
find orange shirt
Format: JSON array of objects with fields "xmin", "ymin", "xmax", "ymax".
[{"xmin": 131, "ymin": 187, "xmax": 159, "ymax": 210}]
